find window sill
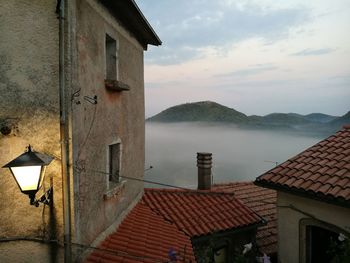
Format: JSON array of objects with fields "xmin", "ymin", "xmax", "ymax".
[
  {"xmin": 105, "ymin": 79, "xmax": 130, "ymax": 92},
  {"xmin": 103, "ymin": 180, "xmax": 126, "ymax": 200}
]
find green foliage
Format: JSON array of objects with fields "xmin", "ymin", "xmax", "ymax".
[
  {"xmin": 328, "ymin": 236, "xmax": 350, "ymax": 263},
  {"xmin": 234, "ymin": 254, "xmax": 252, "ymax": 263}
]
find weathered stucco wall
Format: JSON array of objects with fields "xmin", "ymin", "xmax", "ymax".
[
  {"xmin": 72, "ymin": 0, "xmax": 145, "ymax": 245},
  {"xmin": 0, "ymin": 0, "xmax": 148, "ymax": 259},
  {"xmin": 0, "ymin": 0, "xmax": 63, "ymax": 240},
  {"xmin": 0, "ymin": 240, "xmax": 64, "ymax": 262},
  {"xmin": 0, "ymin": 0, "xmax": 64, "ymax": 261},
  {"xmin": 277, "ymin": 191, "xmax": 350, "ymax": 263}
]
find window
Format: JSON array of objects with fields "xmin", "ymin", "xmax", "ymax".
[
  {"xmin": 105, "ymin": 34, "xmax": 118, "ymax": 80},
  {"xmin": 108, "ymin": 143, "xmax": 121, "ymax": 184},
  {"xmin": 306, "ymin": 225, "xmax": 339, "ymax": 263},
  {"xmin": 300, "ymin": 218, "xmax": 346, "ymax": 263}
]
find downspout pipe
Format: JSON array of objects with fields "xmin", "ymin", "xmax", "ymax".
[{"xmin": 58, "ymin": 0, "xmax": 72, "ymax": 261}]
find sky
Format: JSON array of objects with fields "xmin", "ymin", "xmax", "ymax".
[{"xmin": 135, "ymin": 0, "xmax": 350, "ymax": 117}]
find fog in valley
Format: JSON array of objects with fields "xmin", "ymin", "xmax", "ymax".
[{"xmin": 145, "ymin": 123, "xmax": 323, "ymax": 188}]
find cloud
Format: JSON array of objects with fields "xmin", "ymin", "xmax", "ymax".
[
  {"xmin": 291, "ymin": 48, "xmax": 336, "ymax": 56},
  {"xmin": 145, "ymin": 80, "xmax": 184, "ymax": 89},
  {"xmin": 146, "ymin": 46, "xmax": 205, "ymax": 65},
  {"xmin": 215, "ymin": 64, "xmax": 278, "ymax": 78},
  {"xmin": 137, "ymin": 0, "xmax": 309, "ymax": 65}
]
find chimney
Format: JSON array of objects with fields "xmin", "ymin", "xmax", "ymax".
[{"xmin": 197, "ymin": 152, "xmax": 212, "ymax": 190}]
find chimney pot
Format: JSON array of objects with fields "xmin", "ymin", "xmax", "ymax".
[{"xmin": 197, "ymin": 152, "xmax": 212, "ymax": 190}]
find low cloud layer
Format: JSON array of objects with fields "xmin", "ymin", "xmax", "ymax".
[{"xmin": 145, "ymin": 123, "xmax": 320, "ymax": 187}]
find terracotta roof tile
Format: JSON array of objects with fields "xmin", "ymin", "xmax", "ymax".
[
  {"xmin": 338, "ymin": 188, "xmax": 350, "ymax": 199},
  {"xmin": 256, "ymin": 126, "xmax": 350, "ymax": 205},
  {"xmin": 212, "ymin": 182, "xmax": 277, "ymax": 255},
  {"xmin": 85, "ymin": 187, "xmax": 265, "ymax": 262},
  {"xmin": 85, "ymin": 203, "xmax": 196, "ymax": 263},
  {"xmin": 143, "ymin": 189, "xmax": 263, "ymax": 238},
  {"xmin": 337, "ymin": 177, "xmax": 350, "ymax": 186}
]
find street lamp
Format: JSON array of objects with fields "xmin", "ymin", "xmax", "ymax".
[{"xmin": 2, "ymin": 145, "xmax": 53, "ymax": 207}]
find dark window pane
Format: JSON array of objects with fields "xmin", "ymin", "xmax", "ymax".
[
  {"xmin": 109, "ymin": 143, "xmax": 120, "ymax": 183},
  {"xmin": 106, "ymin": 34, "xmax": 117, "ymax": 80}
]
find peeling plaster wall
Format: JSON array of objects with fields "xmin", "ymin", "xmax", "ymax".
[
  {"xmin": 277, "ymin": 192, "xmax": 350, "ymax": 263},
  {"xmin": 0, "ymin": 0, "xmax": 63, "ymax": 261},
  {"xmin": 72, "ymin": 0, "xmax": 145, "ymax": 245}
]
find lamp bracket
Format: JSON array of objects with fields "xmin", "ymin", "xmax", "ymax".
[{"xmin": 30, "ymin": 187, "xmax": 52, "ymax": 207}]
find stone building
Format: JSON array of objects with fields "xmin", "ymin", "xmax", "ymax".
[
  {"xmin": 256, "ymin": 125, "xmax": 350, "ymax": 263},
  {"xmin": 0, "ymin": 0, "xmax": 160, "ymax": 261}
]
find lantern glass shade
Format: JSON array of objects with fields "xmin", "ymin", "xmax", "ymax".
[
  {"xmin": 2, "ymin": 146, "xmax": 53, "ymax": 197},
  {"xmin": 10, "ymin": 165, "xmax": 43, "ymax": 192}
]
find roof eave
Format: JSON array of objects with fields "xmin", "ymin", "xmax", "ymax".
[
  {"xmin": 192, "ymin": 220, "xmax": 265, "ymax": 245},
  {"xmin": 254, "ymin": 180, "xmax": 350, "ymax": 209},
  {"xmin": 100, "ymin": 0, "xmax": 162, "ymax": 50}
]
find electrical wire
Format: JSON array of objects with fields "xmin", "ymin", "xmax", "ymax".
[
  {"xmin": 79, "ymin": 166, "xmax": 243, "ymax": 198},
  {"xmin": 69, "ymin": 241, "xmax": 166, "ymax": 262},
  {"xmin": 76, "ymin": 166, "xmax": 265, "ymax": 236},
  {"xmin": 0, "ymin": 170, "xmax": 269, "ymax": 263},
  {"xmin": 0, "ymin": 237, "xmax": 175, "ymax": 263},
  {"xmin": 84, "ymin": 167, "xmax": 191, "ymax": 190},
  {"xmin": 69, "ymin": 167, "xmax": 252, "ymax": 261},
  {"xmin": 76, "ymin": 101, "xmax": 97, "ymax": 162}
]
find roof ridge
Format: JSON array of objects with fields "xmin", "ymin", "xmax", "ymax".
[
  {"xmin": 212, "ymin": 181, "xmax": 253, "ymax": 186},
  {"xmin": 144, "ymin": 188, "xmax": 236, "ymax": 196}
]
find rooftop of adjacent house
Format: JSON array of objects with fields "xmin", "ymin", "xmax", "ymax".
[
  {"xmin": 100, "ymin": 0, "xmax": 162, "ymax": 49},
  {"xmin": 85, "ymin": 188, "xmax": 264, "ymax": 262},
  {"xmin": 143, "ymin": 188, "xmax": 264, "ymax": 238},
  {"xmin": 212, "ymin": 182, "xmax": 277, "ymax": 256},
  {"xmin": 86, "ymin": 202, "xmax": 195, "ymax": 263},
  {"xmin": 256, "ymin": 125, "xmax": 350, "ymax": 207}
]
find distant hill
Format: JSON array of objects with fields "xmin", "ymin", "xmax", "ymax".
[
  {"xmin": 147, "ymin": 101, "xmax": 349, "ymax": 136},
  {"xmin": 328, "ymin": 111, "xmax": 350, "ymax": 127},
  {"xmin": 304, "ymin": 113, "xmax": 337, "ymax": 123},
  {"xmin": 260, "ymin": 113, "xmax": 310, "ymax": 125},
  {"xmin": 148, "ymin": 101, "xmax": 249, "ymax": 123}
]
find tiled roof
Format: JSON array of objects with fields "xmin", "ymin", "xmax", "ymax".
[
  {"xmin": 212, "ymin": 182, "xmax": 277, "ymax": 255},
  {"xmin": 85, "ymin": 203, "xmax": 196, "ymax": 263},
  {"xmin": 143, "ymin": 188, "xmax": 264, "ymax": 238},
  {"xmin": 256, "ymin": 125, "xmax": 350, "ymax": 206},
  {"xmin": 85, "ymin": 189, "xmax": 265, "ymax": 262}
]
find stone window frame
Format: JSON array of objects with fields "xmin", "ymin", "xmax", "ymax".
[
  {"xmin": 299, "ymin": 218, "xmax": 347, "ymax": 263},
  {"xmin": 104, "ymin": 32, "xmax": 130, "ymax": 92},
  {"xmin": 104, "ymin": 138, "xmax": 126, "ymax": 200},
  {"xmin": 108, "ymin": 143, "xmax": 121, "ymax": 183},
  {"xmin": 105, "ymin": 139, "xmax": 122, "ymax": 185},
  {"xmin": 105, "ymin": 33, "xmax": 119, "ymax": 81}
]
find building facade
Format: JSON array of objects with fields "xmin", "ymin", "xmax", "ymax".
[
  {"xmin": 256, "ymin": 126, "xmax": 350, "ymax": 263},
  {"xmin": 0, "ymin": 0, "xmax": 160, "ymax": 261}
]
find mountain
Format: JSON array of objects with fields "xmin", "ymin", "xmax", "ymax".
[
  {"xmin": 147, "ymin": 101, "xmax": 348, "ymax": 136},
  {"xmin": 260, "ymin": 113, "xmax": 310, "ymax": 125},
  {"xmin": 148, "ymin": 101, "xmax": 249, "ymax": 123},
  {"xmin": 303, "ymin": 113, "xmax": 337, "ymax": 123},
  {"xmin": 328, "ymin": 111, "xmax": 350, "ymax": 128}
]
